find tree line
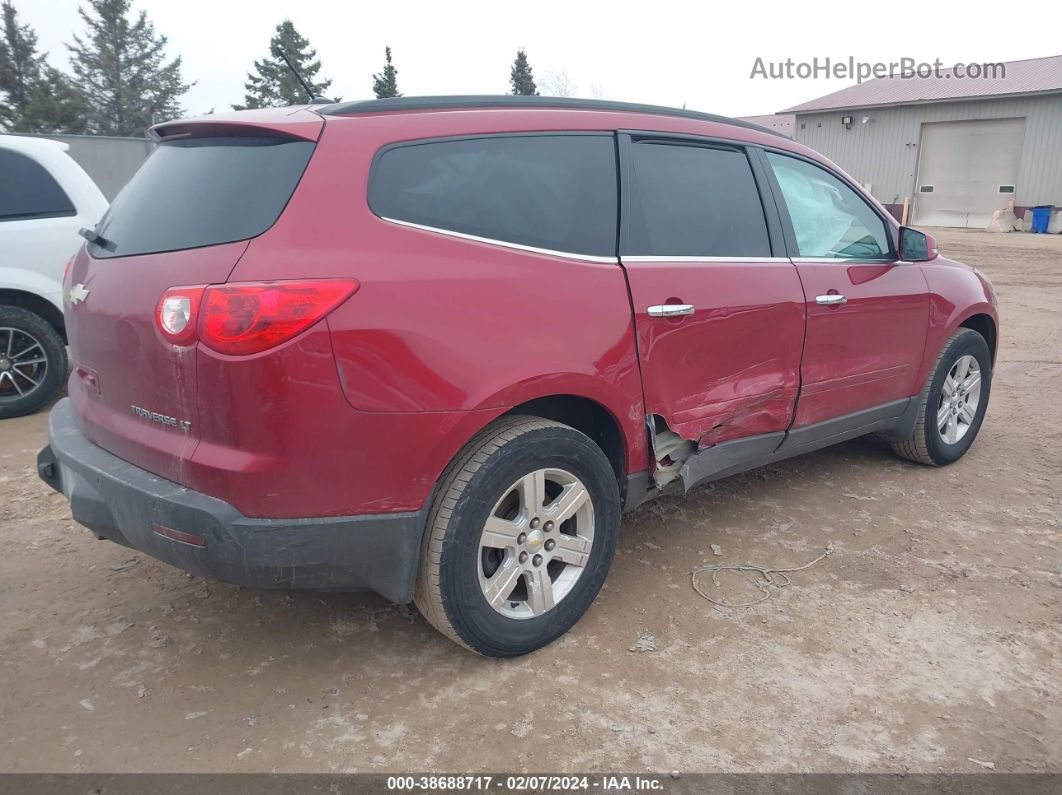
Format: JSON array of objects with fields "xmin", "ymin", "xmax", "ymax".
[{"xmin": 0, "ymin": 0, "xmax": 555, "ymax": 138}]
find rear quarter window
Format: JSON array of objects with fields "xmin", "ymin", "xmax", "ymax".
[
  {"xmin": 0, "ymin": 148, "xmax": 76, "ymax": 222},
  {"xmin": 90, "ymin": 135, "xmax": 315, "ymax": 259},
  {"xmin": 368, "ymin": 134, "xmax": 618, "ymax": 258}
]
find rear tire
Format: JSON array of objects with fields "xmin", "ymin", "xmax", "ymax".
[
  {"xmin": 891, "ymin": 328, "xmax": 992, "ymax": 466},
  {"xmin": 0, "ymin": 306, "xmax": 67, "ymax": 420},
  {"xmin": 414, "ymin": 415, "xmax": 620, "ymax": 657}
]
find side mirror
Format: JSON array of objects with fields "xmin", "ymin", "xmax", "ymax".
[{"xmin": 899, "ymin": 226, "xmax": 938, "ymax": 262}]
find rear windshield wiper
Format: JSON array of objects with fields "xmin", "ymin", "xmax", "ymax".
[{"xmin": 79, "ymin": 227, "xmax": 117, "ymax": 252}]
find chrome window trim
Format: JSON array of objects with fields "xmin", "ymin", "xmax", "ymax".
[
  {"xmin": 622, "ymin": 255, "xmax": 790, "ymax": 263},
  {"xmin": 791, "ymin": 256, "xmax": 896, "ymax": 264},
  {"xmin": 380, "ymin": 217, "xmax": 619, "ymax": 264}
]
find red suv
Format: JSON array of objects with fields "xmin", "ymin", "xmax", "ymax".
[{"xmin": 38, "ymin": 97, "xmax": 998, "ymax": 656}]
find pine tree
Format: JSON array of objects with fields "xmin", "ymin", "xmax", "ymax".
[
  {"xmin": 28, "ymin": 66, "xmax": 90, "ymax": 133},
  {"xmin": 509, "ymin": 49, "xmax": 537, "ymax": 96},
  {"xmin": 0, "ymin": 0, "xmax": 87, "ymax": 133},
  {"xmin": 236, "ymin": 20, "xmax": 331, "ymax": 109},
  {"xmin": 372, "ymin": 46, "xmax": 399, "ymax": 99},
  {"xmin": 0, "ymin": 0, "xmax": 43, "ymax": 130},
  {"xmin": 68, "ymin": 0, "xmax": 190, "ymax": 136}
]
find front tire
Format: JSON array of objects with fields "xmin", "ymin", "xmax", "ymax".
[
  {"xmin": 891, "ymin": 328, "xmax": 992, "ymax": 466},
  {"xmin": 414, "ymin": 416, "xmax": 620, "ymax": 657},
  {"xmin": 0, "ymin": 306, "xmax": 67, "ymax": 420}
]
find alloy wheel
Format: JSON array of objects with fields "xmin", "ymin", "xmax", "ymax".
[
  {"xmin": 477, "ymin": 468, "xmax": 595, "ymax": 619},
  {"xmin": 937, "ymin": 354, "xmax": 981, "ymax": 444},
  {"xmin": 0, "ymin": 327, "xmax": 49, "ymax": 403}
]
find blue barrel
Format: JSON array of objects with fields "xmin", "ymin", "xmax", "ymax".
[{"xmin": 1030, "ymin": 206, "xmax": 1053, "ymax": 233}]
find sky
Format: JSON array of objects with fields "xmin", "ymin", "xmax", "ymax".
[{"xmin": 17, "ymin": 0, "xmax": 1062, "ymax": 119}]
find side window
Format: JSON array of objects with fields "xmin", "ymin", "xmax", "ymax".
[
  {"xmin": 0, "ymin": 148, "xmax": 76, "ymax": 222},
  {"xmin": 368, "ymin": 135, "xmax": 617, "ymax": 257},
  {"xmin": 765, "ymin": 152, "xmax": 891, "ymax": 259},
  {"xmin": 627, "ymin": 142, "xmax": 771, "ymax": 258}
]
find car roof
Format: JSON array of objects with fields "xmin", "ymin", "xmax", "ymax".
[
  {"xmin": 317, "ymin": 95, "xmax": 782, "ymax": 138},
  {"xmin": 0, "ymin": 134, "xmax": 107, "ymax": 214},
  {"xmin": 0, "ymin": 134, "xmax": 71, "ymax": 155}
]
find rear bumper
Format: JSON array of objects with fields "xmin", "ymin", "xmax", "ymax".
[{"xmin": 38, "ymin": 398, "xmax": 427, "ymax": 603}]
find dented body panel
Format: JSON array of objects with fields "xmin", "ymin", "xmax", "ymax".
[{"xmin": 622, "ymin": 259, "xmax": 806, "ymax": 445}]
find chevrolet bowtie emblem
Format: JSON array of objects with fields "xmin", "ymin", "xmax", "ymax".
[{"xmin": 69, "ymin": 283, "xmax": 90, "ymax": 305}]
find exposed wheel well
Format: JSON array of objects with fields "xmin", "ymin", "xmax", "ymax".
[
  {"xmin": 959, "ymin": 314, "xmax": 997, "ymax": 363},
  {"xmin": 504, "ymin": 395, "xmax": 627, "ymax": 486},
  {"xmin": 0, "ymin": 290, "xmax": 66, "ymax": 342}
]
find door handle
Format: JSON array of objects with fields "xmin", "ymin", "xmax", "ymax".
[
  {"xmin": 815, "ymin": 294, "xmax": 847, "ymax": 306},
  {"xmin": 648, "ymin": 304, "xmax": 695, "ymax": 317}
]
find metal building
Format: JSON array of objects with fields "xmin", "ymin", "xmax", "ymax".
[
  {"xmin": 783, "ymin": 55, "xmax": 1062, "ymax": 228},
  {"xmin": 736, "ymin": 113, "xmax": 796, "ymax": 138}
]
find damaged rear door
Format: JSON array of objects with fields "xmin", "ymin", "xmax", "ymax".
[{"xmin": 617, "ymin": 134, "xmax": 806, "ymax": 474}]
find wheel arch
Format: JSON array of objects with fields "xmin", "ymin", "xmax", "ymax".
[
  {"xmin": 501, "ymin": 394, "xmax": 629, "ymax": 488},
  {"xmin": 0, "ymin": 289, "xmax": 67, "ymax": 342},
  {"xmin": 417, "ymin": 389, "xmax": 641, "ymax": 525},
  {"xmin": 958, "ymin": 312, "xmax": 997, "ymax": 364}
]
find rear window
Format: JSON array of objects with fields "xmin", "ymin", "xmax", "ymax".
[
  {"xmin": 368, "ymin": 134, "xmax": 617, "ymax": 257},
  {"xmin": 0, "ymin": 148, "xmax": 76, "ymax": 221},
  {"xmin": 90, "ymin": 135, "xmax": 314, "ymax": 258}
]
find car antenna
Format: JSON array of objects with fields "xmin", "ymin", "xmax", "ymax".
[{"xmin": 277, "ymin": 51, "xmax": 332, "ymax": 104}]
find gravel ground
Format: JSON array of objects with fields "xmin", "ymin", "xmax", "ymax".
[{"xmin": 0, "ymin": 229, "xmax": 1059, "ymax": 774}]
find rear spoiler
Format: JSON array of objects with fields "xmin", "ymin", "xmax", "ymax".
[{"xmin": 150, "ymin": 108, "xmax": 324, "ymax": 143}]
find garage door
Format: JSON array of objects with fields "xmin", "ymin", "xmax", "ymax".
[{"xmin": 912, "ymin": 118, "xmax": 1026, "ymax": 228}]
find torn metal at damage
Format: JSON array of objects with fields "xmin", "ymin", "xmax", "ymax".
[
  {"xmin": 653, "ymin": 398, "xmax": 919, "ymax": 494},
  {"xmin": 647, "ymin": 414, "xmax": 696, "ymax": 488},
  {"xmin": 678, "ymin": 432, "xmax": 785, "ymax": 491}
]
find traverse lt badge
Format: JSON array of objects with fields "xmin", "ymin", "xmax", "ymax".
[{"xmin": 130, "ymin": 405, "xmax": 192, "ymax": 432}]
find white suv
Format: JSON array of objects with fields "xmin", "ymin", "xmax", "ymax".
[{"xmin": 1, "ymin": 135, "xmax": 107, "ymax": 418}]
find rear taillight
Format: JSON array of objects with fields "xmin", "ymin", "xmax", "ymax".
[
  {"xmin": 157, "ymin": 286, "xmax": 205, "ymax": 345},
  {"xmin": 156, "ymin": 280, "xmax": 358, "ymax": 355}
]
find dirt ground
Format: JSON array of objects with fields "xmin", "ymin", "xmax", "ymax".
[{"xmin": 0, "ymin": 229, "xmax": 1059, "ymax": 775}]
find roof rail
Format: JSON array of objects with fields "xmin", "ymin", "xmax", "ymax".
[{"xmin": 316, "ymin": 95, "xmax": 781, "ymax": 136}]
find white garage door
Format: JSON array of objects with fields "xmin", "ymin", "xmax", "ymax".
[{"xmin": 912, "ymin": 118, "xmax": 1026, "ymax": 228}]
